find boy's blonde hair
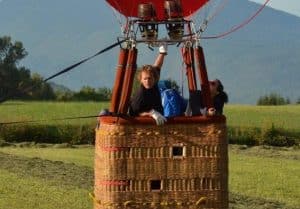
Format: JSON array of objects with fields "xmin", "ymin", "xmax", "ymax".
[{"xmin": 137, "ymin": 65, "xmax": 159, "ymax": 83}]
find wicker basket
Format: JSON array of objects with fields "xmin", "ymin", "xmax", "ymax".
[{"xmin": 94, "ymin": 116, "xmax": 228, "ymax": 209}]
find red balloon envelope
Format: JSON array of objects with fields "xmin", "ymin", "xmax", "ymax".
[{"xmin": 106, "ymin": 0, "xmax": 209, "ymax": 20}]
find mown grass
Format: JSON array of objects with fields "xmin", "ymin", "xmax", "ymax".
[
  {"xmin": 1, "ymin": 101, "xmax": 300, "ymax": 129},
  {"xmin": 0, "ymin": 146, "xmax": 299, "ymax": 208},
  {"xmin": 229, "ymin": 152, "xmax": 300, "ymax": 207},
  {"xmin": 0, "ymin": 169, "xmax": 92, "ymax": 209},
  {"xmin": 0, "ymin": 146, "xmax": 94, "ymax": 167}
]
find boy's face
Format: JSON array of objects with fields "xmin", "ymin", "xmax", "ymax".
[{"xmin": 140, "ymin": 71, "xmax": 155, "ymax": 89}]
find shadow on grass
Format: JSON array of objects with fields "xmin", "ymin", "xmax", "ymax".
[
  {"xmin": 1, "ymin": 101, "xmax": 27, "ymax": 106},
  {"xmin": 0, "ymin": 152, "xmax": 93, "ymax": 189},
  {"xmin": 0, "ymin": 151, "xmax": 297, "ymax": 209}
]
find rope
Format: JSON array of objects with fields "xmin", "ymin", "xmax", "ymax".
[
  {"xmin": 0, "ymin": 40, "xmax": 125, "ymax": 103},
  {"xmin": 0, "ymin": 111, "xmax": 130, "ymax": 125},
  {"xmin": 89, "ymin": 193, "xmax": 208, "ymax": 207},
  {"xmin": 0, "ymin": 115, "xmax": 100, "ymax": 125},
  {"xmin": 196, "ymin": 197, "xmax": 208, "ymax": 205},
  {"xmin": 207, "ymin": 0, "xmax": 229, "ymax": 23},
  {"xmin": 109, "ymin": 5, "xmax": 126, "ymax": 33},
  {"xmin": 201, "ymin": 0, "xmax": 271, "ymax": 39},
  {"xmin": 199, "ymin": 0, "xmax": 229, "ymax": 33},
  {"xmin": 89, "ymin": 193, "xmax": 101, "ymax": 205}
]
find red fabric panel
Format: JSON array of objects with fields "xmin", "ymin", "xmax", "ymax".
[
  {"xmin": 182, "ymin": 46, "xmax": 197, "ymax": 91},
  {"xmin": 118, "ymin": 48, "xmax": 138, "ymax": 114},
  {"xmin": 106, "ymin": 0, "xmax": 209, "ymax": 20},
  {"xmin": 194, "ymin": 46, "xmax": 213, "ymax": 108},
  {"xmin": 110, "ymin": 48, "xmax": 129, "ymax": 113}
]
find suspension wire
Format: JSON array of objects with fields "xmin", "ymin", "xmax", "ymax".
[
  {"xmin": 0, "ymin": 113, "xmax": 127, "ymax": 126},
  {"xmin": 0, "ymin": 115, "xmax": 99, "ymax": 125},
  {"xmin": 0, "ymin": 39, "xmax": 125, "ymax": 103},
  {"xmin": 203, "ymin": 0, "xmax": 229, "ymax": 28},
  {"xmin": 201, "ymin": 0, "xmax": 270, "ymax": 39},
  {"xmin": 108, "ymin": 3, "xmax": 126, "ymax": 33},
  {"xmin": 107, "ymin": 0, "xmax": 123, "ymax": 18},
  {"xmin": 181, "ymin": 59, "xmax": 185, "ymax": 97}
]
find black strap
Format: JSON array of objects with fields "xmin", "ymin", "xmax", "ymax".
[
  {"xmin": 44, "ymin": 40, "xmax": 124, "ymax": 82},
  {"xmin": 0, "ymin": 40, "xmax": 125, "ymax": 103}
]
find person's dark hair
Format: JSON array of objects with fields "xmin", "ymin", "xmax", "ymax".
[{"xmin": 216, "ymin": 79, "xmax": 228, "ymax": 103}]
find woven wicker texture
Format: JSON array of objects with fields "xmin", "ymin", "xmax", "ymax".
[{"xmin": 94, "ymin": 118, "xmax": 228, "ymax": 209}]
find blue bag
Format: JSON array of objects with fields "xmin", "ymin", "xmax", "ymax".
[{"xmin": 158, "ymin": 81, "xmax": 187, "ymax": 117}]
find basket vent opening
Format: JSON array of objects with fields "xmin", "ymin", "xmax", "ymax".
[
  {"xmin": 172, "ymin": 145, "xmax": 186, "ymax": 157},
  {"xmin": 150, "ymin": 180, "xmax": 161, "ymax": 191}
]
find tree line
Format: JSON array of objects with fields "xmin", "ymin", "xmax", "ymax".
[
  {"xmin": 257, "ymin": 93, "xmax": 300, "ymax": 105},
  {"xmin": 0, "ymin": 36, "xmax": 111, "ymax": 102},
  {"xmin": 1, "ymin": 36, "xmax": 300, "ymax": 104},
  {"xmin": 55, "ymin": 86, "xmax": 111, "ymax": 101}
]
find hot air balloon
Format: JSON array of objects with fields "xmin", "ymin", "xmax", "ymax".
[
  {"xmin": 93, "ymin": 1, "xmax": 233, "ymax": 209},
  {"xmin": 106, "ymin": 0, "xmax": 209, "ymax": 20},
  {"xmin": 104, "ymin": 0, "xmax": 223, "ymax": 42}
]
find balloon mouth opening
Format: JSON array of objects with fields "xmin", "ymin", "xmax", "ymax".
[
  {"xmin": 166, "ymin": 23, "xmax": 184, "ymax": 40},
  {"xmin": 138, "ymin": 24, "xmax": 159, "ymax": 40}
]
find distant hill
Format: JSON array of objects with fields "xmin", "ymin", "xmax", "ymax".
[{"xmin": 1, "ymin": 0, "xmax": 300, "ymax": 103}]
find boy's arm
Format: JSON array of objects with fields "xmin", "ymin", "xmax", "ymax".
[
  {"xmin": 153, "ymin": 44, "xmax": 167, "ymax": 69},
  {"xmin": 153, "ymin": 53, "xmax": 166, "ymax": 69}
]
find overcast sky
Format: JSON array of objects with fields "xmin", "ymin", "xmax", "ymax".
[{"xmin": 250, "ymin": 0, "xmax": 300, "ymax": 17}]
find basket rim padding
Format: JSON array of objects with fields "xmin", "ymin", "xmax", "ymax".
[{"xmin": 99, "ymin": 115, "xmax": 226, "ymax": 125}]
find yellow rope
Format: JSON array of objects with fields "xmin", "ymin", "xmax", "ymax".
[
  {"xmin": 89, "ymin": 193, "xmax": 101, "ymax": 205},
  {"xmin": 123, "ymin": 200, "xmax": 134, "ymax": 207},
  {"xmin": 89, "ymin": 193, "xmax": 208, "ymax": 207},
  {"xmin": 195, "ymin": 197, "xmax": 207, "ymax": 205}
]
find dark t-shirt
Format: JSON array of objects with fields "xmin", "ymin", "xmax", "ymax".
[
  {"xmin": 129, "ymin": 84, "xmax": 163, "ymax": 116},
  {"xmin": 189, "ymin": 90, "xmax": 225, "ymax": 115},
  {"xmin": 213, "ymin": 94, "xmax": 225, "ymax": 115}
]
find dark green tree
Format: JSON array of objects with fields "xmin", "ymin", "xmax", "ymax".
[
  {"xmin": 28, "ymin": 73, "xmax": 56, "ymax": 100},
  {"xmin": 0, "ymin": 36, "xmax": 30, "ymax": 101},
  {"xmin": 166, "ymin": 78, "xmax": 180, "ymax": 91},
  {"xmin": 0, "ymin": 36, "xmax": 56, "ymax": 101},
  {"xmin": 257, "ymin": 93, "xmax": 290, "ymax": 106},
  {"xmin": 72, "ymin": 86, "xmax": 111, "ymax": 101},
  {"xmin": 97, "ymin": 87, "xmax": 112, "ymax": 101}
]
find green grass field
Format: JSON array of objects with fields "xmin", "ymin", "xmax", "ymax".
[
  {"xmin": 0, "ymin": 145, "xmax": 299, "ymax": 209},
  {"xmin": 0, "ymin": 101, "xmax": 299, "ymax": 208},
  {"xmin": 0, "ymin": 101, "xmax": 108, "ymax": 125},
  {"xmin": 225, "ymin": 105, "xmax": 300, "ymax": 131},
  {"xmin": 1, "ymin": 101, "xmax": 300, "ymax": 130}
]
